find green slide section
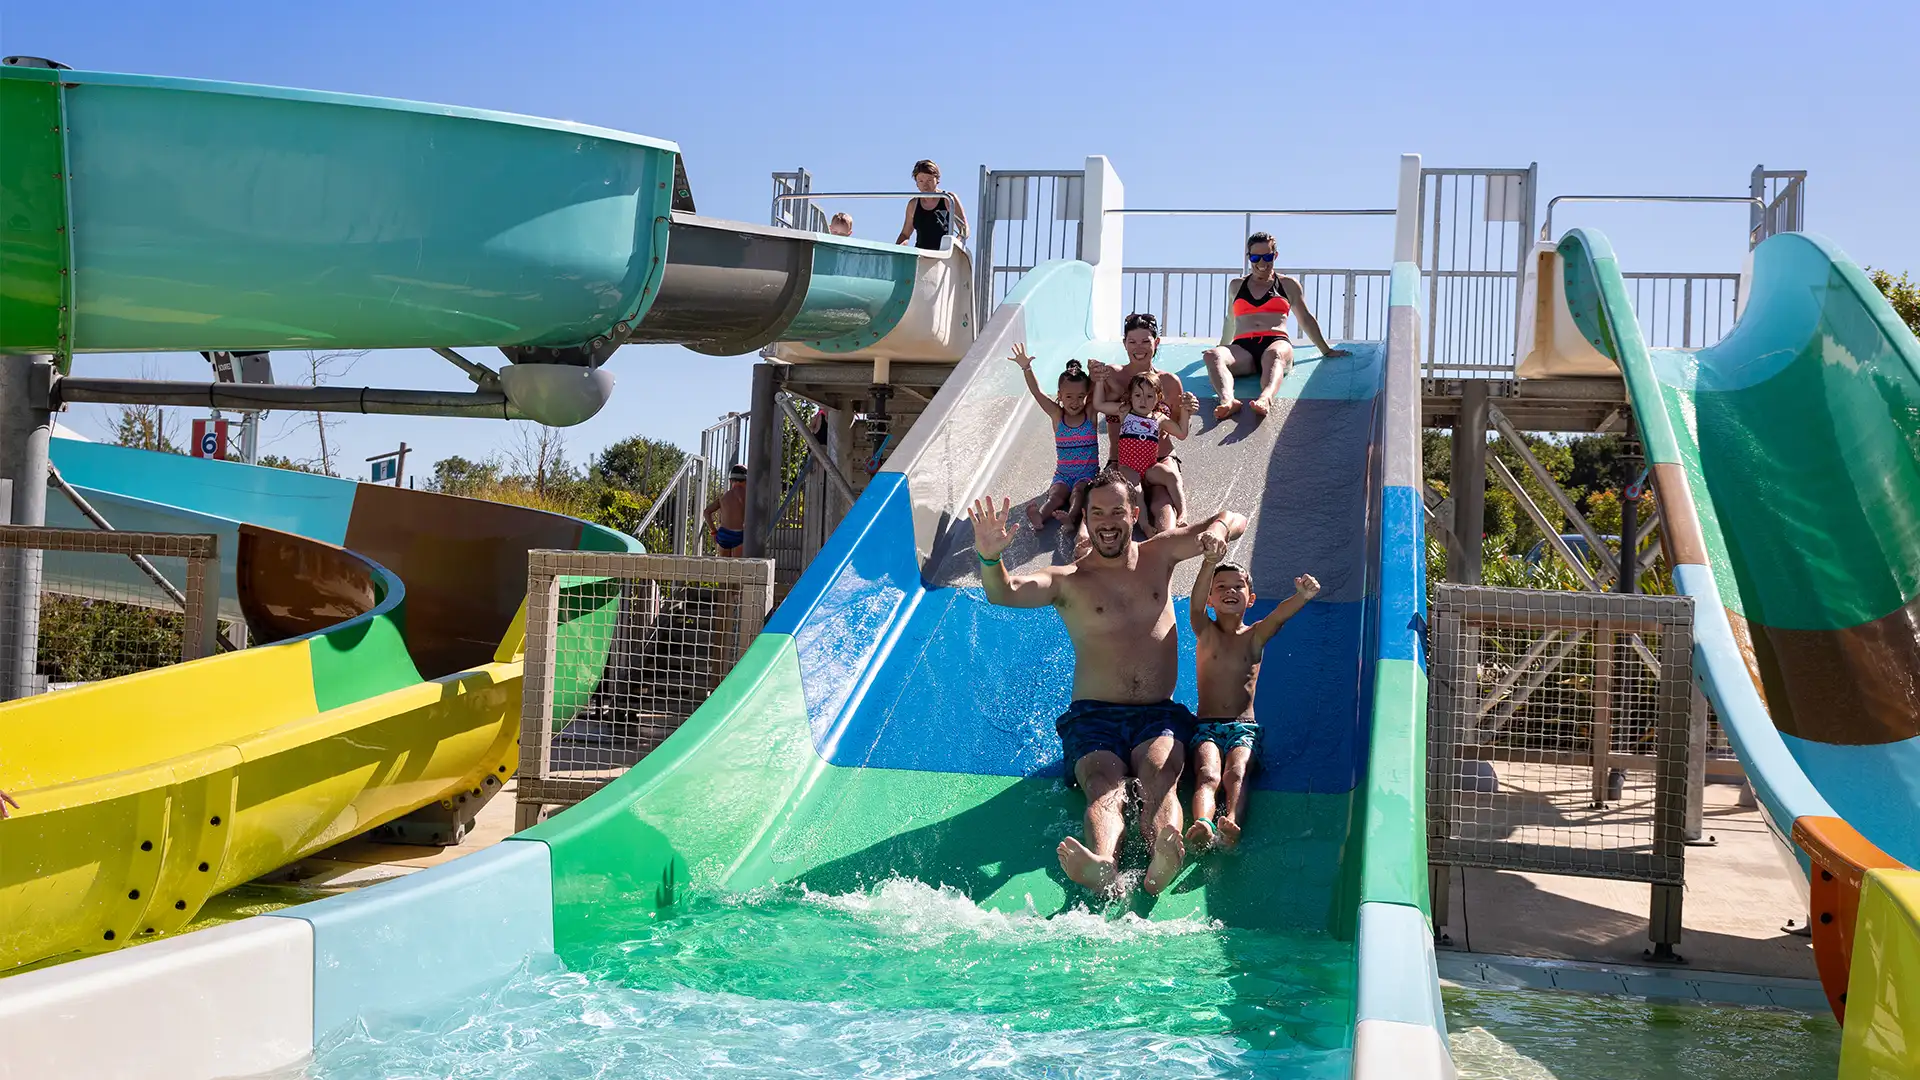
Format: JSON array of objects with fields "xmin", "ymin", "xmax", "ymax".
[{"xmin": 1569, "ymin": 225, "xmax": 1920, "ymax": 865}]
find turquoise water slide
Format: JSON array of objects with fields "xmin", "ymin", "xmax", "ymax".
[
  {"xmin": 1540, "ymin": 228, "xmax": 1920, "ymax": 1073},
  {"xmin": 0, "ymin": 66, "xmax": 1445, "ymax": 1079}
]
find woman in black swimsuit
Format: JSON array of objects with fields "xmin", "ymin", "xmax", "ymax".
[
  {"xmin": 896, "ymin": 158, "xmax": 969, "ymax": 250},
  {"xmin": 1204, "ymin": 231, "xmax": 1346, "ymax": 422}
]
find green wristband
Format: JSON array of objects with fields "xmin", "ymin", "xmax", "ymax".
[{"xmin": 977, "ymin": 552, "xmax": 1001, "ymax": 565}]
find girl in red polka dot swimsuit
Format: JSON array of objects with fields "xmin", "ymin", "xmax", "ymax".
[{"xmin": 1105, "ymin": 372, "xmax": 1190, "ymax": 498}]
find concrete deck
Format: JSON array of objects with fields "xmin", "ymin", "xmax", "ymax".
[
  {"xmin": 258, "ymin": 780, "xmax": 521, "ymax": 892},
  {"xmin": 1435, "ymin": 778, "xmax": 1817, "ymax": 980}
]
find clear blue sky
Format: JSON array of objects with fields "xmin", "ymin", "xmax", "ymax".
[{"xmin": 7, "ymin": 0, "xmax": 1916, "ymax": 479}]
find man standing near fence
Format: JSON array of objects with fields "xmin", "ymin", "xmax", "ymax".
[
  {"xmin": 1204, "ymin": 232, "xmax": 1347, "ymax": 422},
  {"xmin": 705, "ymin": 464, "xmax": 748, "ymax": 556}
]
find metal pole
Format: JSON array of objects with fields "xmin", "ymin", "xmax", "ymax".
[
  {"xmin": 54, "ymin": 377, "xmax": 525, "ymax": 420},
  {"xmin": 0, "ymin": 355, "xmax": 53, "ymax": 701},
  {"xmin": 1685, "ymin": 685, "xmax": 1710, "ymax": 843},
  {"xmin": 1447, "ymin": 382, "xmax": 1489, "ymax": 583},
  {"xmin": 743, "ymin": 363, "xmax": 780, "ymax": 559}
]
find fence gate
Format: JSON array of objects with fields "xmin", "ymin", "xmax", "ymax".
[
  {"xmin": 1427, "ymin": 583, "xmax": 1695, "ymax": 956},
  {"xmin": 975, "ymin": 168, "xmax": 1085, "ymax": 325},
  {"xmin": 516, "ymin": 552, "xmax": 774, "ymax": 827},
  {"xmin": 1418, "ymin": 166, "xmax": 1537, "ymax": 382}
]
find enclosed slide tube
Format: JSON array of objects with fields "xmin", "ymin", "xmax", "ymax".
[
  {"xmin": 1544, "ymin": 227, "xmax": 1920, "ymax": 1078},
  {"xmin": 0, "ymin": 64, "xmax": 974, "ymax": 426},
  {"xmin": 0, "ymin": 255, "xmax": 1449, "ymax": 1078}
]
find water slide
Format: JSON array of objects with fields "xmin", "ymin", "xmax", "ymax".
[
  {"xmin": 1528, "ymin": 227, "xmax": 1920, "ymax": 1077},
  {"xmin": 0, "ymin": 64, "xmax": 971, "ymax": 976},
  {"xmin": 0, "ymin": 65, "xmax": 1446, "ymax": 1079}
]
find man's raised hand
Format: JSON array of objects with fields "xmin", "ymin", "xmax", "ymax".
[
  {"xmin": 970, "ymin": 496, "xmax": 1018, "ymax": 560},
  {"xmin": 1009, "ymin": 343, "xmax": 1034, "ymax": 370},
  {"xmin": 1295, "ymin": 573, "xmax": 1322, "ymax": 599}
]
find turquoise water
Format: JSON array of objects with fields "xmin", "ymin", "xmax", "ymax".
[
  {"xmin": 1445, "ymin": 984, "xmax": 1841, "ymax": 1079},
  {"xmin": 289, "ymin": 879, "xmax": 1842, "ymax": 1079},
  {"xmin": 302, "ymin": 879, "xmax": 1354, "ymax": 1078}
]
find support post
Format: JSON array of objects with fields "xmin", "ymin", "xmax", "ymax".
[
  {"xmin": 743, "ymin": 363, "xmax": 780, "ymax": 559},
  {"xmin": 1080, "ymin": 155, "xmax": 1125, "ymax": 333},
  {"xmin": 1686, "ymin": 685, "xmax": 1709, "ymax": 843},
  {"xmin": 0, "ymin": 355, "xmax": 53, "ymax": 702},
  {"xmin": 1447, "ymin": 382, "xmax": 1489, "ymax": 583}
]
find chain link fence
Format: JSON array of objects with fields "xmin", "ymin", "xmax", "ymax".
[
  {"xmin": 0, "ymin": 525, "xmax": 221, "ymax": 700},
  {"xmin": 1428, "ymin": 584, "xmax": 1695, "ymax": 953},
  {"xmin": 516, "ymin": 552, "xmax": 774, "ymax": 827}
]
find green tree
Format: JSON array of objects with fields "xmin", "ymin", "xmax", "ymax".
[
  {"xmin": 594, "ymin": 436, "xmax": 687, "ymax": 494},
  {"xmin": 430, "ymin": 455, "xmax": 502, "ymax": 496},
  {"xmin": 1868, "ymin": 268, "xmax": 1920, "ymax": 338},
  {"xmin": 255, "ymin": 454, "xmax": 326, "ymax": 474},
  {"xmin": 110, "ymin": 404, "xmax": 181, "ymax": 454}
]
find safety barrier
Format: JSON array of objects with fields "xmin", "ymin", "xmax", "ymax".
[
  {"xmin": 515, "ymin": 551, "xmax": 773, "ymax": 827},
  {"xmin": 1427, "ymin": 583, "xmax": 1696, "ymax": 956},
  {"xmin": 0, "ymin": 523, "xmax": 220, "ymax": 699}
]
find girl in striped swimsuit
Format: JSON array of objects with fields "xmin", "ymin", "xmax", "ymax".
[{"xmin": 1011, "ymin": 345, "xmax": 1099, "ymax": 530}]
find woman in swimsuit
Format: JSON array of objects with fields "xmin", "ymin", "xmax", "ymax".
[
  {"xmin": 896, "ymin": 159, "xmax": 969, "ymax": 250},
  {"xmin": 1204, "ymin": 231, "xmax": 1348, "ymax": 422},
  {"xmin": 1009, "ymin": 345, "xmax": 1098, "ymax": 530}
]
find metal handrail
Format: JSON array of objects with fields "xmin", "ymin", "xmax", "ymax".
[
  {"xmin": 1106, "ymin": 208, "xmax": 1393, "ymax": 217},
  {"xmin": 1540, "ymin": 195, "xmax": 1767, "ymax": 242},
  {"xmin": 630, "ymin": 455, "xmax": 702, "ymax": 546},
  {"xmin": 771, "ymin": 189, "xmax": 968, "ymax": 239}
]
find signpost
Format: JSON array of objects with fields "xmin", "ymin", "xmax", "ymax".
[
  {"xmin": 367, "ymin": 443, "xmax": 409, "ymax": 487},
  {"xmin": 190, "ymin": 418, "xmax": 230, "ymax": 460}
]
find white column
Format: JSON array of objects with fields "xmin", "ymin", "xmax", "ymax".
[
  {"xmin": 1393, "ymin": 153, "xmax": 1422, "ymax": 266},
  {"xmin": 1081, "ymin": 155, "xmax": 1125, "ymax": 336}
]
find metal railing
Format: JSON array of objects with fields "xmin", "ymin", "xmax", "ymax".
[
  {"xmin": 516, "ymin": 551, "xmax": 773, "ymax": 827},
  {"xmin": 1540, "ymin": 195, "xmax": 1769, "ymax": 247},
  {"xmin": 1119, "ymin": 266, "xmax": 1393, "ymax": 342},
  {"xmin": 0, "ymin": 525, "xmax": 220, "ymax": 699},
  {"xmin": 1752, "ymin": 168, "xmax": 1806, "ymax": 245},
  {"xmin": 1428, "ymin": 583, "xmax": 1695, "ymax": 954},
  {"xmin": 771, "ymin": 190, "xmax": 968, "ymax": 241},
  {"xmin": 1623, "ymin": 272, "xmax": 1743, "ymax": 349},
  {"xmin": 977, "ymin": 168, "xmax": 1085, "ymax": 322},
  {"xmin": 771, "ymin": 168, "xmax": 829, "ymax": 232},
  {"xmin": 1420, "ymin": 167, "xmax": 1536, "ymax": 381}
]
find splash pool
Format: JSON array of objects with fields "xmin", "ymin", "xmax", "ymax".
[{"xmin": 272, "ymin": 878, "xmax": 1837, "ymax": 1079}]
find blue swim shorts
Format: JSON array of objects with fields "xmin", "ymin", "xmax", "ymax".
[
  {"xmin": 1190, "ymin": 718, "xmax": 1260, "ymax": 754},
  {"xmin": 1056, "ymin": 698, "xmax": 1195, "ymax": 781},
  {"xmin": 714, "ymin": 526, "xmax": 744, "ymax": 550}
]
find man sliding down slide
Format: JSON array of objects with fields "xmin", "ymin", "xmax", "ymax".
[{"xmin": 970, "ymin": 467, "xmax": 1247, "ymax": 896}]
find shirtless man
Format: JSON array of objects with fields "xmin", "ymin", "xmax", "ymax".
[
  {"xmin": 1090, "ymin": 313, "xmax": 1198, "ymax": 534},
  {"xmin": 703, "ymin": 464, "xmax": 748, "ymax": 556},
  {"xmin": 1204, "ymin": 232, "xmax": 1347, "ymax": 421},
  {"xmin": 970, "ymin": 466, "xmax": 1248, "ymax": 896}
]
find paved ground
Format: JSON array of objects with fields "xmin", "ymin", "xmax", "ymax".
[
  {"xmin": 1435, "ymin": 777, "xmax": 1817, "ymax": 980},
  {"xmin": 258, "ymin": 780, "xmax": 521, "ymax": 892}
]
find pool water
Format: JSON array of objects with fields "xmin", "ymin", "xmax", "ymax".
[
  {"xmin": 290, "ymin": 878, "xmax": 1841, "ymax": 1079},
  {"xmin": 1444, "ymin": 983, "xmax": 1841, "ymax": 1079},
  {"xmin": 302, "ymin": 878, "xmax": 1354, "ymax": 1078}
]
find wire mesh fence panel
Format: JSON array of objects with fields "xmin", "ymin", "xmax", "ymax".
[
  {"xmin": 518, "ymin": 552, "xmax": 773, "ymax": 822},
  {"xmin": 0, "ymin": 525, "xmax": 219, "ymax": 700},
  {"xmin": 1428, "ymin": 584, "xmax": 1694, "ymax": 885}
]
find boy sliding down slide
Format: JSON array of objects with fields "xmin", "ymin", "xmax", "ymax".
[{"xmin": 1186, "ymin": 550, "xmax": 1319, "ymax": 850}]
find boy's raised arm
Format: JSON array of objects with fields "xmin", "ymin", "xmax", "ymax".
[
  {"xmin": 1190, "ymin": 548, "xmax": 1222, "ymax": 635},
  {"xmin": 1253, "ymin": 573, "xmax": 1321, "ymax": 645}
]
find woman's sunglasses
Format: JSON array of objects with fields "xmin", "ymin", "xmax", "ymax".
[{"xmin": 1247, "ymin": 252, "xmax": 1276, "ymax": 264}]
